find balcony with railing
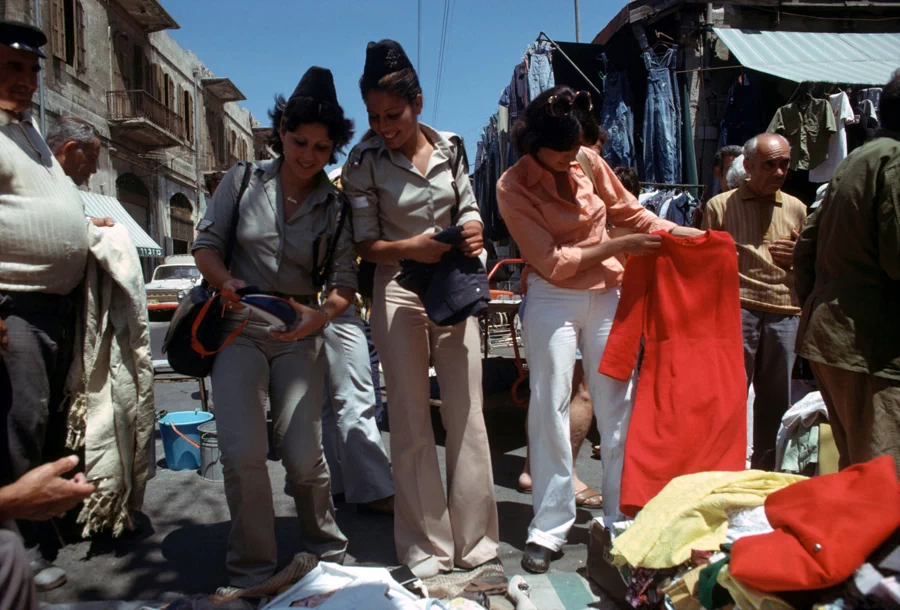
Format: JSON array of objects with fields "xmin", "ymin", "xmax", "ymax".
[{"xmin": 107, "ymin": 90, "xmax": 186, "ymax": 149}]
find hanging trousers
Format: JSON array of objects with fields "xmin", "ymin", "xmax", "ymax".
[{"xmin": 370, "ymin": 264, "xmax": 499, "ymax": 578}]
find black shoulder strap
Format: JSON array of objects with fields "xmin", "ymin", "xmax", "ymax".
[
  {"xmin": 312, "ymin": 196, "xmax": 351, "ymax": 289},
  {"xmin": 449, "ymin": 135, "xmax": 469, "ymax": 224},
  {"xmin": 223, "ymin": 162, "xmax": 254, "ymax": 271}
]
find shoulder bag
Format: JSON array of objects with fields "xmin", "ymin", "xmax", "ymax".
[{"xmin": 162, "ymin": 162, "xmax": 254, "ymax": 378}]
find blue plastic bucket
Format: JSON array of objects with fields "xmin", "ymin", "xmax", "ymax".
[{"xmin": 158, "ymin": 410, "xmax": 213, "ymax": 471}]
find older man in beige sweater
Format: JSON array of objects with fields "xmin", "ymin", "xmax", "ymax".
[{"xmin": 0, "ymin": 20, "xmax": 105, "ymax": 592}]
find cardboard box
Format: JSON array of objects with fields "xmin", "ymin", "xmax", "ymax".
[{"xmin": 587, "ymin": 518, "xmax": 629, "ymax": 601}]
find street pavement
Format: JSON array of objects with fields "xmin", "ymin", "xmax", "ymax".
[{"xmin": 39, "ymin": 322, "xmax": 620, "ymax": 609}]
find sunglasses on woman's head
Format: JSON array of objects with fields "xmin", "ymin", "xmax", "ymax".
[{"xmin": 544, "ymin": 91, "xmax": 593, "ymax": 117}]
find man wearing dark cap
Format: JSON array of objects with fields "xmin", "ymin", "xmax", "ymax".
[{"xmin": 0, "ymin": 20, "xmax": 94, "ymax": 592}]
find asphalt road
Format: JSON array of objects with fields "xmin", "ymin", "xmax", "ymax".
[{"xmin": 38, "ymin": 321, "xmax": 618, "ymax": 608}]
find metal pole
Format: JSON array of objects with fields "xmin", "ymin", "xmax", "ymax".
[
  {"xmin": 538, "ymin": 31, "xmax": 601, "ymax": 96},
  {"xmin": 34, "ymin": 0, "xmax": 46, "ymax": 134},
  {"xmin": 417, "ymin": 0, "xmax": 422, "ymax": 71},
  {"xmin": 192, "ymin": 68, "xmax": 202, "ymax": 217},
  {"xmin": 574, "ymin": 0, "xmax": 581, "ymax": 43}
]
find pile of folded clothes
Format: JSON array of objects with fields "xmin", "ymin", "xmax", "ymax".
[{"xmin": 590, "ymin": 456, "xmax": 900, "ymax": 610}]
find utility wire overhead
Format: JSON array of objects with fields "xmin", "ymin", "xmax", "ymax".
[{"xmin": 432, "ymin": 0, "xmax": 453, "ymax": 125}]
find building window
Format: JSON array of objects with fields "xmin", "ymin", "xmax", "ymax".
[
  {"xmin": 183, "ymin": 89, "xmax": 193, "ymax": 142},
  {"xmin": 132, "ymin": 45, "xmax": 144, "ymax": 90},
  {"xmin": 51, "ymin": 0, "xmax": 86, "ymax": 72},
  {"xmin": 169, "ymin": 193, "xmax": 194, "ymax": 254}
]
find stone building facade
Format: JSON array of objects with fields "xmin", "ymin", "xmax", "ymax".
[{"xmin": 3, "ymin": 0, "xmax": 257, "ymax": 276}]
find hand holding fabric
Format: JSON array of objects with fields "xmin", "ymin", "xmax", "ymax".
[
  {"xmin": 90, "ymin": 217, "xmax": 115, "ymax": 228},
  {"xmin": 405, "ymin": 233, "xmax": 453, "ymax": 264},
  {"xmin": 221, "ymin": 278, "xmax": 248, "ymax": 310},
  {"xmin": 270, "ymin": 299, "xmax": 327, "ymax": 342},
  {"xmin": 459, "ymin": 221, "xmax": 484, "ymax": 258},
  {"xmin": 616, "ymin": 233, "xmax": 663, "ymax": 256},
  {"xmin": 670, "ymin": 226, "xmax": 705, "ymax": 238}
]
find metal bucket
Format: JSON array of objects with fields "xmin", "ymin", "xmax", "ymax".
[{"xmin": 198, "ymin": 421, "xmax": 223, "ymax": 482}]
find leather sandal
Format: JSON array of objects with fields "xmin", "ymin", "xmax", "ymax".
[
  {"xmin": 521, "ymin": 543, "xmax": 553, "ymax": 574},
  {"xmin": 574, "ymin": 487, "xmax": 603, "ymax": 509}
]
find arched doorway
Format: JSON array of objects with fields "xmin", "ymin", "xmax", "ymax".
[
  {"xmin": 169, "ymin": 193, "xmax": 194, "ymax": 255},
  {"xmin": 116, "ymin": 172, "xmax": 153, "ymax": 280},
  {"xmin": 116, "ymin": 172, "xmax": 150, "ymax": 232}
]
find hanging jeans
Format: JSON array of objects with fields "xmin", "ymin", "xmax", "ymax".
[
  {"xmin": 600, "ymin": 64, "xmax": 636, "ymax": 169},
  {"xmin": 642, "ymin": 47, "xmax": 680, "ymax": 184},
  {"xmin": 526, "ymin": 42, "xmax": 555, "ymax": 101}
]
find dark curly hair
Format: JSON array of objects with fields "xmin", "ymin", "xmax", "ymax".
[
  {"xmin": 613, "ymin": 166, "xmax": 640, "ymax": 197},
  {"xmin": 359, "ymin": 68, "xmax": 422, "ymax": 105},
  {"xmin": 267, "ymin": 94, "xmax": 355, "ymax": 164},
  {"xmin": 511, "ymin": 86, "xmax": 601, "ymax": 157}
]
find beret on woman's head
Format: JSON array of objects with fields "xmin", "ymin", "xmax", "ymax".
[
  {"xmin": 361, "ymin": 39, "xmax": 414, "ymax": 89},
  {"xmin": 290, "ymin": 66, "xmax": 339, "ymax": 106}
]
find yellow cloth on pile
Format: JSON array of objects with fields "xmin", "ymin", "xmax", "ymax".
[
  {"xmin": 717, "ymin": 564, "xmax": 795, "ymax": 610},
  {"xmin": 611, "ymin": 470, "xmax": 805, "ymax": 569}
]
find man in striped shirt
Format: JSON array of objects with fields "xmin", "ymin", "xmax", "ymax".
[{"xmin": 702, "ymin": 133, "xmax": 808, "ymax": 470}]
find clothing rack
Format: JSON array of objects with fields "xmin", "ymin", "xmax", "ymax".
[
  {"xmin": 641, "ymin": 181, "xmax": 706, "ymax": 198},
  {"xmin": 535, "ymin": 31, "xmax": 603, "ymax": 97}
]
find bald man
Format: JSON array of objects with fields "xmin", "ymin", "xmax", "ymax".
[{"xmin": 702, "ymin": 134, "xmax": 808, "ymax": 470}]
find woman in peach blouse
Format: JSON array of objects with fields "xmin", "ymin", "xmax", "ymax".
[{"xmin": 497, "ymin": 85, "xmax": 702, "ymax": 573}]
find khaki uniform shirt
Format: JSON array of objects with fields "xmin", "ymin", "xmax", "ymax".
[
  {"xmin": 768, "ymin": 98, "xmax": 837, "ymax": 171},
  {"xmin": 795, "ymin": 131, "xmax": 900, "ymax": 381},
  {"xmin": 192, "ymin": 159, "xmax": 357, "ymax": 295},
  {"xmin": 702, "ymin": 183, "xmax": 807, "ymax": 315},
  {"xmin": 341, "ymin": 124, "xmax": 482, "ymax": 244},
  {"xmin": 0, "ymin": 109, "xmax": 88, "ymax": 295}
]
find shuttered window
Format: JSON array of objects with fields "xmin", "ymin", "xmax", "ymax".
[
  {"xmin": 75, "ymin": 1, "xmax": 85, "ymax": 72},
  {"xmin": 50, "ymin": 0, "xmax": 65, "ymax": 61}
]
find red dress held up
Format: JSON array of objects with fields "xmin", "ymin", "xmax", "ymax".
[{"xmin": 599, "ymin": 230, "xmax": 747, "ymax": 517}]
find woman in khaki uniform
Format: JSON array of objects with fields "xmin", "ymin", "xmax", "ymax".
[
  {"xmin": 192, "ymin": 67, "xmax": 357, "ymax": 590},
  {"xmin": 341, "ymin": 40, "xmax": 499, "ymax": 578}
]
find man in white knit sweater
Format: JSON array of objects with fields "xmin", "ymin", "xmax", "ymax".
[{"xmin": 0, "ymin": 21, "xmax": 96, "ymax": 592}]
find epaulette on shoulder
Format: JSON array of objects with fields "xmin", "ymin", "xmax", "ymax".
[{"xmin": 347, "ymin": 137, "xmax": 383, "ymax": 166}]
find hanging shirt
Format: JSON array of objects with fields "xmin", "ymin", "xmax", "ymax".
[
  {"xmin": 767, "ymin": 98, "xmax": 837, "ymax": 171},
  {"xmin": 809, "ymin": 92, "xmax": 856, "ymax": 183}
]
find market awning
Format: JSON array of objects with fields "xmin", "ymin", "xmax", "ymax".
[
  {"xmin": 80, "ymin": 192, "xmax": 164, "ymax": 257},
  {"xmin": 713, "ymin": 28, "xmax": 900, "ymax": 86}
]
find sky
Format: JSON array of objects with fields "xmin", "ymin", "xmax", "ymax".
[{"xmin": 165, "ymin": 0, "xmax": 622, "ymax": 165}]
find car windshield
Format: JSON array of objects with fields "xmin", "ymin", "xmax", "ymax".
[{"xmin": 153, "ymin": 266, "xmax": 200, "ymax": 281}]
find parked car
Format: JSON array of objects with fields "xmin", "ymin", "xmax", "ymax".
[{"xmin": 146, "ymin": 255, "xmax": 201, "ymax": 314}]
